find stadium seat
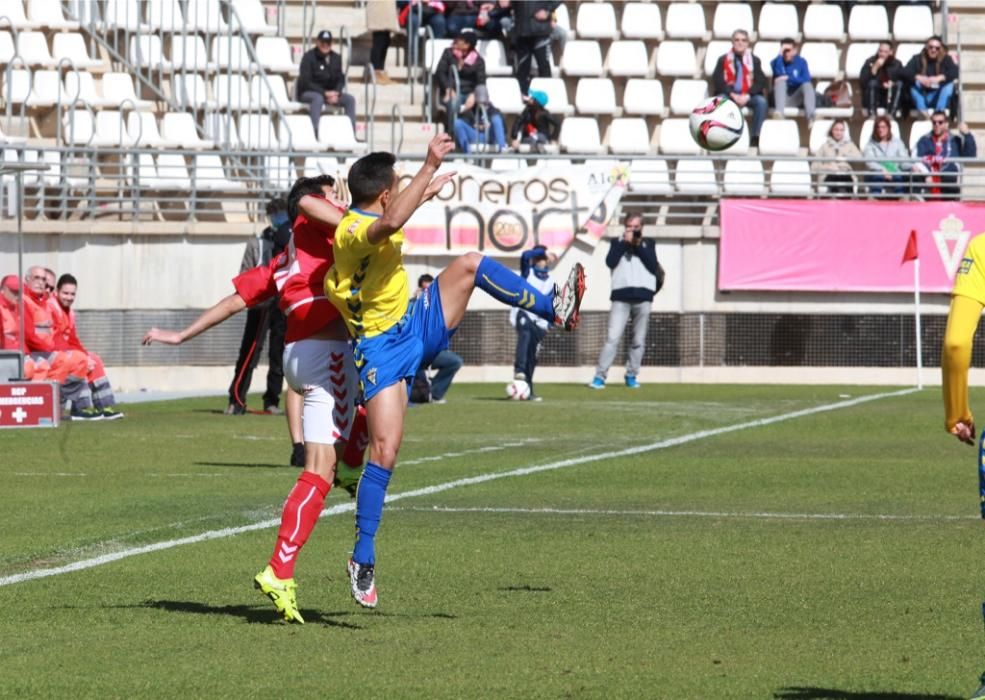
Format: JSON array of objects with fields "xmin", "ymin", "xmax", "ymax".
[
  {"xmin": 770, "ymin": 160, "xmax": 812, "ymax": 196},
  {"xmin": 303, "ymin": 155, "xmax": 340, "ymax": 177},
  {"xmin": 230, "ymin": 0, "xmax": 277, "ymax": 35},
  {"xmin": 894, "ymin": 5, "xmax": 934, "ymax": 42},
  {"xmin": 207, "ymin": 113, "xmax": 241, "ymax": 150},
  {"xmin": 146, "ymin": 0, "xmax": 186, "ymax": 31},
  {"xmin": 712, "ymin": 3, "xmax": 754, "ymax": 39},
  {"xmin": 858, "ymin": 118, "xmax": 901, "ymax": 148},
  {"xmin": 52, "ymin": 33, "xmax": 102, "ymax": 69},
  {"xmin": 173, "ymin": 73, "xmax": 213, "ymax": 110},
  {"xmin": 264, "ymin": 155, "xmax": 296, "ymax": 190},
  {"xmin": 758, "ymin": 121, "xmax": 800, "ymax": 156},
  {"xmin": 658, "ymin": 118, "xmax": 701, "ymax": 155},
  {"xmin": 102, "ymin": 73, "xmax": 154, "ymax": 111},
  {"xmin": 675, "ymin": 159, "xmax": 717, "ymax": 195},
  {"xmin": 799, "ymin": 43, "xmax": 839, "ymax": 80},
  {"xmin": 894, "ymin": 43, "xmax": 923, "ymax": 68},
  {"xmin": 186, "ymin": 0, "xmax": 228, "ymax": 33},
  {"xmin": 39, "ymin": 149, "xmax": 63, "ymax": 185},
  {"xmin": 424, "ymin": 39, "xmax": 453, "ymax": 72},
  {"xmin": 63, "ymin": 71, "xmax": 110, "ymax": 107},
  {"xmin": 803, "ymin": 5, "xmax": 845, "ymax": 41},
  {"xmin": 0, "ymin": 118, "xmax": 25, "ymax": 144},
  {"xmin": 485, "ymin": 77, "xmax": 525, "ymax": 114},
  {"xmin": 575, "ymin": 2, "xmax": 618, "ymax": 40},
  {"xmin": 845, "ymin": 43, "xmax": 878, "ymax": 80},
  {"xmin": 607, "ymin": 41, "xmax": 650, "ymax": 78},
  {"xmin": 238, "ymin": 113, "xmax": 277, "ymax": 149},
  {"xmin": 17, "ymin": 31, "xmax": 55, "ymax": 67},
  {"xmin": 560, "ymin": 40, "xmax": 603, "ymax": 77},
  {"xmin": 1, "ymin": 148, "xmax": 40, "ymax": 186},
  {"xmin": 628, "ymin": 159, "xmax": 672, "ymax": 195},
  {"xmin": 278, "ymin": 114, "xmax": 321, "ymax": 150},
  {"xmin": 129, "ymin": 35, "xmax": 171, "ymax": 72},
  {"xmin": 559, "ymin": 117, "xmax": 604, "ymax": 154},
  {"xmin": 814, "ymin": 81, "xmax": 854, "ymax": 119},
  {"xmin": 317, "ymin": 114, "xmax": 366, "ymax": 152},
  {"xmin": 2, "ymin": 69, "xmax": 32, "ymax": 106},
  {"xmin": 0, "ymin": 1, "xmax": 40, "ymax": 29},
  {"xmin": 704, "ymin": 40, "xmax": 731, "ymax": 77},
  {"xmin": 210, "ymin": 35, "xmax": 254, "ymax": 72},
  {"xmin": 251, "ymin": 74, "xmax": 304, "ymax": 112},
  {"xmin": 669, "ymin": 79, "xmax": 708, "ymax": 116},
  {"xmin": 607, "ymin": 118, "xmax": 651, "ymax": 155},
  {"xmin": 528, "ymin": 77, "xmax": 572, "ymax": 116},
  {"xmin": 621, "ymin": 3, "xmax": 663, "ymax": 40},
  {"xmin": 101, "ymin": 0, "xmax": 147, "ymax": 32},
  {"xmin": 656, "ymin": 41, "xmax": 698, "ymax": 78},
  {"xmin": 193, "ymin": 154, "xmax": 241, "ymax": 190},
  {"xmin": 162, "ymin": 112, "xmax": 215, "ymax": 149},
  {"xmin": 665, "ymin": 3, "xmax": 707, "ymax": 40},
  {"xmin": 170, "ymin": 35, "xmax": 210, "ymax": 72},
  {"xmin": 25, "ymin": 69, "xmax": 59, "ymax": 107},
  {"xmin": 723, "ymin": 159, "xmax": 765, "ymax": 195},
  {"xmin": 486, "ymin": 157, "xmax": 518, "ymax": 172},
  {"xmin": 93, "ymin": 110, "xmax": 136, "ymax": 146},
  {"xmin": 848, "ymin": 4, "xmax": 890, "ymax": 41},
  {"xmin": 27, "ymin": 0, "xmax": 78, "ymax": 30},
  {"xmin": 623, "ymin": 79, "xmax": 666, "ymax": 117},
  {"xmin": 908, "ymin": 120, "xmax": 932, "ymax": 154},
  {"xmin": 153, "ymin": 153, "xmax": 192, "ymax": 189},
  {"xmin": 757, "ymin": 3, "xmax": 799, "ymax": 41},
  {"xmin": 255, "ymin": 37, "xmax": 297, "ymax": 75},
  {"xmin": 0, "ymin": 32, "xmax": 14, "ymax": 65},
  {"xmin": 553, "ymin": 3, "xmax": 573, "ymax": 39},
  {"xmin": 134, "ymin": 152, "xmax": 162, "ymax": 189},
  {"xmin": 127, "ymin": 112, "xmax": 178, "ymax": 148},
  {"xmin": 213, "ymin": 75, "xmax": 252, "ymax": 111},
  {"xmin": 753, "ymin": 41, "xmax": 780, "ymax": 79},
  {"xmin": 478, "ymin": 40, "xmax": 511, "ymax": 76},
  {"xmin": 808, "ymin": 119, "xmax": 834, "ymax": 154},
  {"xmin": 575, "ymin": 78, "xmax": 617, "ymax": 115}
]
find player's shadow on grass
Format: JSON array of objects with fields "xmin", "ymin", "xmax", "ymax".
[
  {"xmin": 774, "ymin": 687, "xmax": 962, "ymax": 700},
  {"xmin": 193, "ymin": 461, "xmax": 288, "ymax": 469},
  {"xmin": 135, "ymin": 599, "xmax": 362, "ymax": 629},
  {"xmin": 500, "ymin": 585, "xmax": 552, "ymax": 592}
]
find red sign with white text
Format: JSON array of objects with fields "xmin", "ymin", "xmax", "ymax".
[{"xmin": 0, "ymin": 382, "xmax": 59, "ymax": 429}]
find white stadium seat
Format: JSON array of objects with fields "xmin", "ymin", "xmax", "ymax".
[
  {"xmin": 154, "ymin": 153, "xmax": 192, "ymax": 190},
  {"xmin": 93, "ymin": 110, "xmax": 136, "ymax": 146},
  {"xmin": 102, "ymin": 0, "xmax": 147, "ymax": 31},
  {"xmin": 621, "ymin": 3, "xmax": 663, "ymax": 40},
  {"xmin": 575, "ymin": 2, "xmax": 618, "ymax": 39},
  {"xmin": 758, "ymin": 120, "xmax": 801, "ymax": 156},
  {"xmin": 0, "ymin": 32, "xmax": 14, "ymax": 64},
  {"xmin": 278, "ymin": 114, "xmax": 321, "ymax": 150},
  {"xmin": 753, "ymin": 41, "xmax": 780, "ymax": 79},
  {"xmin": 623, "ymin": 79, "xmax": 666, "ymax": 117},
  {"xmin": 193, "ymin": 154, "xmax": 240, "ymax": 190},
  {"xmin": 238, "ymin": 113, "xmax": 277, "ymax": 150},
  {"xmin": 170, "ymin": 35, "xmax": 211, "ymax": 72},
  {"xmin": 424, "ymin": 39, "xmax": 452, "ymax": 72},
  {"xmin": 255, "ymin": 37, "xmax": 297, "ymax": 74},
  {"xmin": 757, "ymin": 3, "xmax": 799, "ymax": 41},
  {"xmin": 27, "ymin": 0, "xmax": 79, "ymax": 30},
  {"xmin": 559, "ymin": 117, "xmax": 604, "ymax": 154},
  {"xmin": 264, "ymin": 155, "xmax": 296, "ymax": 190},
  {"xmin": 665, "ymin": 3, "xmax": 707, "ymax": 40},
  {"xmin": 575, "ymin": 78, "xmax": 617, "ymax": 115},
  {"xmin": 908, "ymin": 120, "xmax": 932, "ymax": 154},
  {"xmin": 485, "ymin": 77, "xmax": 524, "ymax": 114},
  {"xmin": 858, "ymin": 118, "xmax": 901, "ymax": 148},
  {"xmin": 894, "ymin": 43, "xmax": 923, "ymax": 69},
  {"xmin": 656, "ymin": 41, "xmax": 698, "ymax": 78},
  {"xmin": 128, "ymin": 112, "xmax": 178, "ymax": 147},
  {"xmin": 162, "ymin": 112, "xmax": 215, "ymax": 149},
  {"xmin": 894, "ymin": 5, "xmax": 934, "ymax": 42},
  {"xmin": 134, "ymin": 152, "xmax": 162, "ymax": 189},
  {"xmin": 173, "ymin": 73, "xmax": 213, "ymax": 110},
  {"xmin": 478, "ymin": 40, "xmax": 511, "ymax": 76},
  {"xmin": 206, "ymin": 114, "xmax": 241, "ymax": 149},
  {"xmin": 129, "ymin": 35, "xmax": 170, "ymax": 71},
  {"xmin": 723, "ymin": 159, "xmax": 765, "ymax": 195},
  {"xmin": 3, "ymin": 69, "xmax": 32, "ymax": 105},
  {"xmin": 803, "ymin": 5, "xmax": 845, "ymax": 41},
  {"xmin": 553, "ymin": 4, "xmax": 572, "ymax": 38},
  {"xmin": 799, "ymin": 43, "xmax": 839, "ymax": 80},
  {"xmin": 186, "ymin": 0, "xmax": 228, "ymax": 33},
  {"xmin": 814, "ymin": 81, "xmax": 854, "ymax": 119},
  {"xmin": 713, "ymin": 3, "xmax": 754, "ymax": 39},
  {"xmin": 318, "ymin": 114, "xmax": 366, "ymax": 152},
  {"xmin": 529, "ymin": 77, "xmax": 572, "ymax": 116},
  {"xmin": 770, "ymin": 160, "xmax": 812, "ymax": 196},
  {"xmin": 607, "ymin": 40, "xmax": 650, "ymax": 78},
  {"xmin": 704, "ymin": 40, "xmax": 731, "ymax": 78},
  {"xmin": 607, "ymin": 118, "xmax": 651, "ymax": 155},
  {"xmin": 17, "ymin": 31, "xmax": 55, "ymax": 67},
  {"xmin": 230, "ymin": 0, "xmax": 277, "ymax": 35},
  {"xmin": 64, "ymin": 71, "xmax": 112, "ymax": 107},
  {"xmin": 210, "ymin": 35, "xmax": 254, "ymax": 72},
  {"xmin": 102, "ymin": 72, "xmax": 154, "ymax": 110},
  {"xmin": 213, "ymin": 75, "xmax": 251, "ymax": 111},
  {"xmin": 251, "ymin": 74, "xmax": 304, "ymax": 112},
  {"xmin": 52, "ymin": 33, "xmax": 101, "ymax": 69},
  {"xmin": 669, "ymin": 79, "xmax": 708, "ymax": 117},
  {"xmin": 659, "ymin": 118, "xmax": 701, "ymax": 155},
  {"xmin": 808, "ymin": 119, "xmax": 835, "ymax": 154},
  {"xmin": 26, "ymin": 69, "xmax": 59, "ymax": 106},
  {"xmin": 845, "ymin": 43, "xmax": 878, "ymax": 80},
  {"xmin": 146, "ymin": 0, "xmax": 186, "ymax": 31},
  {"xmin": 62, "ymin": 110, "xmax": 95, "ymax": 144},
  {"xmin": 675, "ymin": 159, "xmax": 717, "ymax": 195},
  {"xmin": 303, "ymin": 156, "xmax": 340, "ymax": 177},
  {"xmin": 0, "ymin": 1, "xmax": 40, "ymax": 29},
  {"xmin": 628, "ymin": 159, "xmax": 672, "ymax": 195},
  {"xmin": 560, "ymin": 40, "xmax": 603, "ymax": 77},
  {"xmin": 848, "ymin": 4, "xmax": 890, "ymax": 41}
]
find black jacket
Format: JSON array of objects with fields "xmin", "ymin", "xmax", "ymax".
[
  {"xmin": 513, "ymin": 1, "xmax": 559, "ymax": 39},
  {"xmin": 606, "ymin": 238, "xmax": 660, "ymax": 303},
  {"xmin": 436, "ymin": 47, "xmax": 486, "ymax": 95},
  {"xmin": 859, "ymin": 55, "xmax": 904, "ymax": 91},
  {"xmin": 510, "ymin": 105, "xmax": 560, "ymax": 141},
  {"xmin": 296, "ymin": 47, "xmax": 345, "ymax": 97},
  {"xmin": 711, "ymin": 52, "xmax": 767, "ymax": 97},
  {"xmin": 903, "ymin": 51, "xmax": 959, "ymax": 85}
]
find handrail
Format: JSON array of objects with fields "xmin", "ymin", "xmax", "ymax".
[
  {"xmin": 301, "ymin": 0, "xmax": 316, "ymax": 54},
  {"xmin": 390, "ymin": 103, "xmax": 405, "ymax": 154},
  {"xmin": 955, "ymin": 26, "xmax": 963, "ymax": 122},
  {"xmin": 54, "ymin": 57, "xmax": 78, "ymax": 149},
  {"xmin": 421, "ymin": 24, "xmax": 436, "ymax": 121},
  {"xmin": 364, "ymin": 63, "xmax": 377, "ymax": 151},
  {"xmin": 339, "ymin": 25, "xmax": 351, "ymax": 80},
  {"xmin": 3, "ymin": 55, "xmax": 29, "ymax": 139},
  {"xmin": 407, "ymin": 1, "xmax": 424, "ymax": 105}
]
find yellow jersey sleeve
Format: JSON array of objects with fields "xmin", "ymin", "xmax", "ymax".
[{"xmin": 953, "ymin": 233, "xmax": 985, "ymax": 305}]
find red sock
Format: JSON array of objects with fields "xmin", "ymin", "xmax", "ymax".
[
  {"xmin": 342, "ymin": 405, "xmax": 369, "ymax": 468},
  {"xmin": 269, "ymin": 471, "xmax": 331, "ymax": 579}
]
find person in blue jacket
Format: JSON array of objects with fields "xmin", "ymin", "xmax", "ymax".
[{"xmin": 770, "ymin": 37, "xmax": 815, "ymax": 123}]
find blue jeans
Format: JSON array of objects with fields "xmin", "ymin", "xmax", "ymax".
[
  {"xmin": 910, "ymin": 82, "xmax": 954, "ymax": 112},
  {"xmin": 453, "ymin": 113, "xmax": 506, "ymax": 152},
  {"xmin": 428, "ymin": 349, "xmax": 463, "ymax": 400},
  {"xmin": 865, "ymin": 173, "xmax": 909, "ymax": 197},
  {"xmin": 446, "ymin": 13, "xmax": 477, "ymax": 36},
  {"xmin": 408, "ymin": 10, "xmax": 446, "ymax": 38}
]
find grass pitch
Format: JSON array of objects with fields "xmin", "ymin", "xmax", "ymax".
[{"xmin": 0, "ymin": 383, "xmax": 982, "ymax": 699}]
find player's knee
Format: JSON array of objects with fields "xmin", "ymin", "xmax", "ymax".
[
  {"xmin": 460, "ymin": 251, "xmax": 483, "ymax": 276},
  {"xmin": 369, "ymin": 439, "xmax": 399, "ymax": 468}
]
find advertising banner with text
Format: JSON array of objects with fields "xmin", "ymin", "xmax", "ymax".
[{"xmin": 719, "ymin": 199, "xmax": 985, "ymax": 292}]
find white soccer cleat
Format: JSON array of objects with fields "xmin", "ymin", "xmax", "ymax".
[{"xmin": 347, "ymin": 558, "xmax": 378, "ymax": 608}]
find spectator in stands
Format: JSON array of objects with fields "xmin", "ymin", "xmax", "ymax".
[
  {"xmin": 52, "ymin": 274, "xmax": 124, "ymax": 419},
  {"xmin": 904, "ymin": 36, "xmax": 958, "ymax": 119},
  {"xmin": 410, "ymin": 274, "xmax": 464, "ymax": 404},
  {"xmin": 0, "ymin": 274, "xmax": 18, "ymax": 352},
  {"xmin": 481, "ymin": 0, "xmax": 513, "ymax": 41},
  {"xmin": 510, "ymin": 90, "xmax": 559, "ymax": 152},
  {"xmin": 770, "ymin": 38, "xmax": 816, "ymax": 124},
  {"xmin": 511, "ymin": 245, "xmax": 556, "ymax": 401},
  {"xmin": 812, "ymin": 120, "xmax": 861, "ymax": 196},
  {"xmin": 446, "ymin": 1, "xmax": 480, "ymax": 36},
  {"xmin": 860, "ymin": 41, "xmax": 904, "ymax": 118},
  {"xmin": 296, "ymin": 30, "xmax": 357, "ymax": 133},
  {"xmin": 398, "ymin": 0, "xmax": 447, "ymax": 40},
  {"xmin": 227, "ymin": 196, "xmax": 292, "ymax": 415},
  {"xmin": 367, "ymin": 1, "xmax": 400, "ymax": 85},
  {"xmin": 712, "ymin": 29, "xmax": 768, "ymax": 148},
  {"xmin": 437, "ymin": 29, "xmax": 506, "ymax": 151},
  {"xmin": 513, "ymin": 1, "xmax": 559, "ymax": 95},
  {"xmin": 589, "ymin": 213, "xmax": 661, "ymax": 390},
  {"xmin": 912, "ymin": 111, "xmax": 976, "ymax": 200},
  {"xmin": 863, "ymin": 116, "xmax": 912, "ymax": 197},
  {"xmin": 454, "ymin": 91, "xmax": 507, "ymax": 153}
]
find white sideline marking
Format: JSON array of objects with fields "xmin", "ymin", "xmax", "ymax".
[
  {"xmin": 13, "ymin": 472, "xmax": 87, "ymax": 477},
  {"xmin": 399, "ymin": 439, "xmax": 539, "ymax": 466},
  {"xmin": 0, "ymin": 388, "xmax": 918, "ymax": 588},
  {"xmin": 391, "ymin": 505, "xmax": 973, "ymax": 523}
]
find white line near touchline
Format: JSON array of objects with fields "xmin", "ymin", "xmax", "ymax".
[{"xmin": 0, "ymin": 387, "xmax": 919, "ymax": 588}]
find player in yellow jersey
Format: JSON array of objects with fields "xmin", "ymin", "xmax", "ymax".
[
  {"xmin": 325, "ymin": 133, "xmax": 586, "ymax": 608},
  {"xmin": 943, "ymin": 233, "xmax": 985, "ymax": 445}
]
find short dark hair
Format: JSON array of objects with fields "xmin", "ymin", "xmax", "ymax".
[
  {"xmin": 624, "ymin": 211, "xmax": 643, "ymax": 226},
  {"xmin": 455, "ymin": 29, "xmax": 477, "ymax": 49},
  {"xmin": 287, "ymin": 175, "xmax": 335, "ymax": 222},
  {"xmin": 879, "ymin": 40, "xmax": 894, "ymax": 51},
  {"xmin": 418, "ymin": 273, "xmax": 434, "ymax": 288},
  {"xmin": 265, "ymin": 195, "xmax": 287, "ymax": 217},
  {"xmin": 57, "ymin": 273, "xmax": 77, "ymax": 289},
  {"xmin": 780, "ymin": 37, "xmax": 796, "ymax": 46},
  {"xmin": 932, "ymin": 109, "xmax": 948, "ymax": 121},
  {"xmin": 347, "ymin": 152, "xmax": 397, "ymax": 208}
]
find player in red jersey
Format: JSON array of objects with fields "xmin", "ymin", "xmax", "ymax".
[{"xmin": 143, "ymin": 176, "xmax": 366, "ymax": 623}]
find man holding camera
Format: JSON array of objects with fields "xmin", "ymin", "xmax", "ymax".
[{"xmin": 589, "ymin": 213, "xmax": 661, "ymax": 390}]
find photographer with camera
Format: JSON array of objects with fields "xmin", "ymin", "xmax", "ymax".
[{"xmin": 589, "ymin": 212, "xmax": 662, "ymax": 390}]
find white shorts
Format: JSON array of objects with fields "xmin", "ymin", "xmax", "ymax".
[{"xmin": 283, "ymin": 338, "xmax": 357, "ymax": 445}]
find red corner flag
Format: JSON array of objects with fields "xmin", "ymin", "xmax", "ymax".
[{"xmin": 902, "ymin": 229, "xmax": 919, "ymax": 264}]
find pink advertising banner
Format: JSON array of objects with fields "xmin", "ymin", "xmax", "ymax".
[{"xmin": 719, "ymin": 200, "xmax": 985, "ymax": 292}]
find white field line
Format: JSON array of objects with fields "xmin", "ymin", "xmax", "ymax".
[
  {"xmin": 0, "ymin": 387, "xmax": 918, "ymax": 588},
  {"xmin": 13, "ymin": 472, "xmax": 87, "ymax": 477}
]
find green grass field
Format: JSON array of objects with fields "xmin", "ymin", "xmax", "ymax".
[{"xmin": 1, "ymin": 383, "xmax": 983, "ymax": 699}]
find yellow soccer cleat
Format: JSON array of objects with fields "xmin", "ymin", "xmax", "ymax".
[{"xmin": 253, "ymin": 565, "xmax": 304, "ymax": 624}]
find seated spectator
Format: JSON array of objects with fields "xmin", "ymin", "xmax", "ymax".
[
  {"xmin": 904, "ymin": 36, "xmax": 958, "ymax": 119},
  {"xmin": 771, "ymin": 38, "xmax": 816, "ymax": 123},
  {"xmin": 51, "ymin": 274, "xmax": 124, "ymax": 419},
  {"xmin": 860, "ymin": 41, "xmax": 904, "ymax": 118},
  {"xmin": 454, "ymin": 89, "xmax": 507, "ymax": 153},
  {"xmin": 513, "ymin": 1, "xmax": 558, "ymax": 95},
  {"xmin": 912, "ymin": 111, "xmax": 976, "ymax": 200},
  {"xmin": 712, "ymin": 29, "xmax": 768, "ymax": 148},
  {"xmin": 863, "ymin": 116, "xmax": 912, "ymax": 198},
  {"xmin": 509, "ymin": 90, "xmax": 559, "ymax": 152},
  {"xmin": 410, "ymin": 275, "xmax": 464, "ymax": 404},
  {"xmin": 812, "ymin": 119, "xmax": 860, "ymax": 196},
  {"xmin": 510, "ymin": 245, "xmax": 556, "ymax": 401},
  {"xmin": 398, "ymin": 0, "xmax": 447, "ymax": 39},
  {"xmin": 446, "ymin": 0, "xmax": 480, "ymax": 36},
  {"xmin": 437, "ymin": 29, "xmax": 506, "ymax": 151},
  {"xmin": 296, "ymin": 30, "xmax": 357, "ymax": 133}
]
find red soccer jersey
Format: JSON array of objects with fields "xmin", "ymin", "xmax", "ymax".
[{"xmin": 232, "ymin": 196, "xmax": 342, "ymax": 344}]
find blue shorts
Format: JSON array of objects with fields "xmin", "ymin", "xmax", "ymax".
[{"xmin": 354, "ymin": 275, "xmax": 457, "ymax": 402}]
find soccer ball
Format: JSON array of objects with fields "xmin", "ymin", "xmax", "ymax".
[
  {"xmin": 506, "ymin": 379, "xmax": 531, "ymax": 401},
  {"xmin": 689, "ymin": 96, "xmax": 744, "ymax": 151}
]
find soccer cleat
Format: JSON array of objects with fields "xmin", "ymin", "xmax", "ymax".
[
  {"xmin": 625, "ymin": 376, "xmax": 641, "ymax": 389},
  {"xmin": 347, "ymin": 558, "xmax": 378, "ymax": 608},
  {"xmin": 100, "ymin": 406, "xmax": 125, "ymax": 420},
  {"xmin": 70, "ymin": 407, "xmax": 104, "ymax": 421},
  {"xmin": 553, "ymin": 263, "xmax": 586, "ymax": 331},
  {"xmin": 334, "ymin": 463, "xmax": 362, "ymax": 498},
  {"xmin": 254, "ymin": 565, "xmax": 304, "ymax": 624},
  {"xmin": 589, "ymin": 377, "xmax": 605, "ymax": 390},
  {"xmin": 290, "ymin": 442, "xmax": 305, "ymax": 468}
]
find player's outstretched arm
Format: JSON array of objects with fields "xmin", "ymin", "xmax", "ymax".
[
  {"xmin": 142, "ymin": 293, "xmax": 247, "ymax": 346},
  {"xmin": 366, "ymin": 133, "xmax": 456, "ymax": 245}
]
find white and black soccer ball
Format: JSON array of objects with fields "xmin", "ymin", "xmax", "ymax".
[
  {"xmin": 506, "ymin": 379, "xmax": 531, "ymax": 401},
  {"xmin": 689, "ymin": 96, "xmax": 744, "ymax": 151}
]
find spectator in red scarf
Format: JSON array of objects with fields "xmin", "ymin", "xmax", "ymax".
[
  {"xmin": 711, "ymin": 29, "xmax": 768, "ymax": 148},
  {"xmin": 912, "ymin": 111, "xmax": 976, "ymax": 200}
]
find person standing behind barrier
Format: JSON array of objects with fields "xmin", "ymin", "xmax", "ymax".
[
  {"xmin": 513, "ymin": 1, "xmax": 558, "ymax": 95},
  {"xmin": 296, "ymin": 30, "xmax": 357, "ymax": 133},
  {"xmin": 367, "ymin": 1, "xmax": 399, "ymax": 85},
  {"xmin": 590, "ymin": 213, "xmax": 661, "ymax": 390}
]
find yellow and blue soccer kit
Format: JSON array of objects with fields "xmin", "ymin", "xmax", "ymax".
[{"xmin": 943, "ymin": 233, "xmax": 985, "ymax": 433}]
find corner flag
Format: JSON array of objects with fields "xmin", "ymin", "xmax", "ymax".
[
  {"xmin": 902, "ymin": 229, "xmax": 922, "ymax": 388},
  {"xmin": 902, "ymin": 229, "xmax": 919, "ymax": 264}
]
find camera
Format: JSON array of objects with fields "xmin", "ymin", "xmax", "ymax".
[{"xmin": 631, "ymin": 227, "xmax": 642, "ymax": 240}]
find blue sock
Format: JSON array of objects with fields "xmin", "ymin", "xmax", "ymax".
[
  {"xmin": 352, "ymin": 462, "xmax": 391, "ymax": 565},
  {"xmin": 475, "ymin": 256, "xmax": 554, "ymax": 322}
]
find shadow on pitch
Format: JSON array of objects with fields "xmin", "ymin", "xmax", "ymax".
[
  {"xmin": 773, "ymin": 687, "xmax": 962, "ymax": 700},
  {"xmin": 133, "ymin": 599, "xmax": 362, "ymax": 629},
  {"xmin": 193, "ymin": 461, "xmax": 289, "ymax": 469},
  {"xmin": 499, "ymin": 585, "xmax": 552, "ymax": 593}
]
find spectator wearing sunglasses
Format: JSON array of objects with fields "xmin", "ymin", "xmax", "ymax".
[
  {"xmin": 911, "ymin": 111, "xmax": 976, "ymax": 200},
  {"xmin": 904, "ymin": 36, "xmax": 958, "ymax": 119}
]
